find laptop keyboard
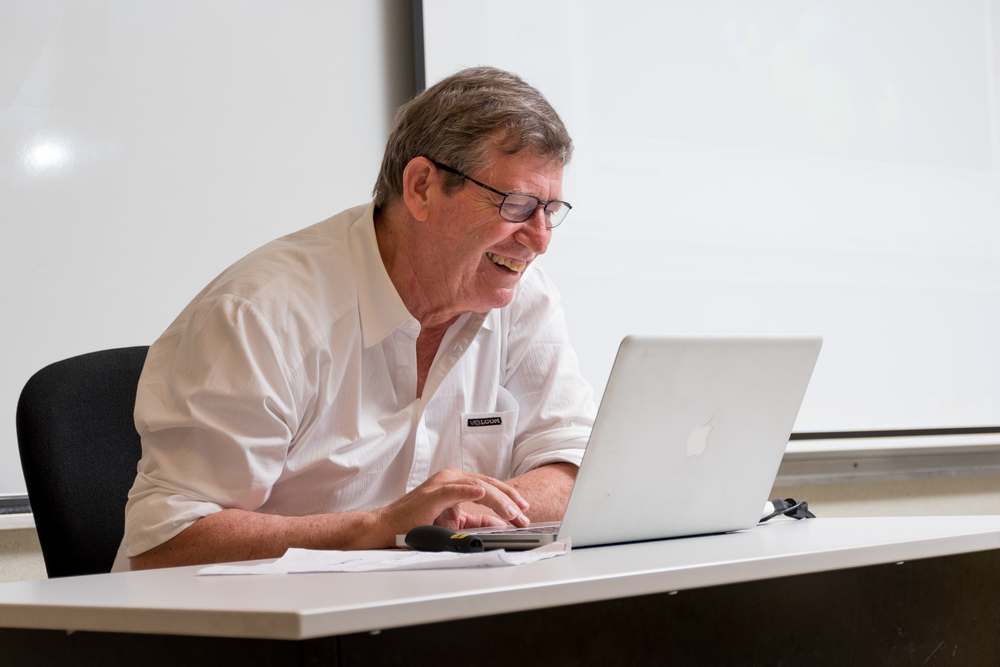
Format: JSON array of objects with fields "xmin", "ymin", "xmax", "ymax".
[{"xmin": 472, "ymin": 523, "xmax": 560, "ymax": 536}]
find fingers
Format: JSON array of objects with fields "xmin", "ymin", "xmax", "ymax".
[
  {"xmin": 449, "ymin": 503, "xmax": 509, "ymax": 529},
  {"xmin": 425, "ymin": 469, "xmax": 529, "ymax": 525},
  {"xmin": 432, "ymin": 502, "xmax": 506, "ymax": 531},
  {"xmin": 375, "ymin": 476, "xmax": 480, "ymax": 539},
  {"xmin": 379, "ymin": 468, "xmax": 531, "ymax": 543},
  {"xmin": 474, "ymin": 473, "xmax": 530, "ymax": 512},
  {"xmin": 430, "ymin": 469, "xmax": 528, "ymax": 527},
  {"xmin": 470, "ymin": 476, "xmax": 530, "ymax": 527}
]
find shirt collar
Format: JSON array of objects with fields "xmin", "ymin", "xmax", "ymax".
[
  {"xmin": 349, "ymin": 202, "xmax": 501, "ymax": 346},
  {"xmin": 349, "ymin": 203, "xmax": 418, "ymax": 348}
]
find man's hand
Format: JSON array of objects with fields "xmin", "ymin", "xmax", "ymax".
[
  {"xmin": 394, "ymin": 462, "xmax": 579, "ymax": 533},
  {"xmin": 376, "ymin": 467, "xmax": 530, "ymax": 539},
  {"xmin": 438, "ymin": 501, "xmax": 507, "ymax": 529}
]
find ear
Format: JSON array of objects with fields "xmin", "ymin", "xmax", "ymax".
[{"xmin": 401, "ymin": 157, "xmax": 436, "ymax": 222}]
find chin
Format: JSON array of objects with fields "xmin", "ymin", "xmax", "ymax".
[{"xmin": 471, "ymin": 290, "xmax": 516, "ymax": 313}]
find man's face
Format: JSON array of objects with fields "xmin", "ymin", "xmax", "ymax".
[{"xmin": 420, "ymin": 150, "xmax": 563, "ymax": 315}]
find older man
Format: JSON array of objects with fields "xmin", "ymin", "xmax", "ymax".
[{"xmin": 114, "ymin": 67, "xmax": 595, "ymax": 571}]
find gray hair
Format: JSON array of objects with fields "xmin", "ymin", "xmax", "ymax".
[{"xmin": 372, "ymin": 66, "xmax": 573, "ymax": 211}]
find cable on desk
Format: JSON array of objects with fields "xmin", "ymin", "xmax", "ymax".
[{"xmin": 760, "ymin": 498, "xmax": 815, "ymax": 523}]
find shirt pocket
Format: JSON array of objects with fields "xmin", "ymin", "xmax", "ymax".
[{"xmin": 460, "ymin": 386, "xmax": 519, "ymax": 479}]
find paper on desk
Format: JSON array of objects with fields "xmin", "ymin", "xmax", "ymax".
[{"xmin": 197, "ymin": 539, "xmax": 571, "ymax": 575}]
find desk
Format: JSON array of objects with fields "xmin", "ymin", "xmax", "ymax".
[{"xmin": 1, "ymin": 516, "xmax": 998, "ymax": 665}]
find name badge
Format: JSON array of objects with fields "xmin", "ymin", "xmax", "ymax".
[{"xmin": 467, "ymin": 417, "xmax": 502, "ymax": 428}]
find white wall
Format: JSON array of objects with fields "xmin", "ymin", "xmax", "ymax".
[{"xmin": 2, "ymin": 0, "xmax": 415, "ymax": 494}]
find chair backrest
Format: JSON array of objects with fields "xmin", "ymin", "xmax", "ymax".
[{"xmin": 15, "ymin": 346, "xmax": 149, "ymax": 578}]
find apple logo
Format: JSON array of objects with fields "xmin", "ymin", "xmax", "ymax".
[{"xmin": 685, "ymin": 417, "xmax": 714, "ymax": 457}]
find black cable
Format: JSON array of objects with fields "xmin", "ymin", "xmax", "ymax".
[{"xmin": 759, "ymin": 498, "xmax": 815, "ymax": 523}]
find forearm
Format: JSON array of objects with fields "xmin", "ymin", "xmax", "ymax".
[
  {"xmin": 507, "ymin": 461, "xmax": 578, "ymax": 523},
  {"xmin": 130, "ymin": 507, "xmax": 387, "ymax": 570},
  {"xmin": 130, "ymin": 467, "xmax": 525, "ymax": 570}
]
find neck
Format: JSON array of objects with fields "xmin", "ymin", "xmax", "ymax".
[{"xmin": 375, "ymin": 203, "xmax": 463, "ymax": 331}]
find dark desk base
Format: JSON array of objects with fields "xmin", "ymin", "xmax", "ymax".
[{"xmin": 3, "ymin": 549, "xmax": 999, "ymax": 666}]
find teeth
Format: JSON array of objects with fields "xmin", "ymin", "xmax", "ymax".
[{"xmin": 486, "ymin": 252, "xmax": 527, "ymax": 273}]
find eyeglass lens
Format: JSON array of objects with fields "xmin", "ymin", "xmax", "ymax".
[{"xmin": 500, "ymin": 195, "xmax": 570, "ymax": 228}]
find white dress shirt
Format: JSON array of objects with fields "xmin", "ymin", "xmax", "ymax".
[{"xmin": 114, "ymin": 203, "xmax": 595, "ymax": 570}]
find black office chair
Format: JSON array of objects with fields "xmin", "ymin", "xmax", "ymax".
[{"xmin": 15, "ymin": 346, "xmax": 149, "ymax": 578}]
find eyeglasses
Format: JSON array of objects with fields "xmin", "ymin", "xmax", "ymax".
[{"xmin": 429, "ymin": 160, "xmax": 572, "ymax": 228}]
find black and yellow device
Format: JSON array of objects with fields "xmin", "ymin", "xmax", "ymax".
[{"xmin": 403, "ymin": 525, "xmax": 485, "ymax": 553}]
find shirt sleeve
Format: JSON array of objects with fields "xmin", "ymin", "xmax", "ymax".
[
  {"xmin": 123, "ymin": 294, "xmax": 301, "ymax": 558},
  {"xmin": 502, "ymin": 269, "xmax": 597, "ymax": 477}
]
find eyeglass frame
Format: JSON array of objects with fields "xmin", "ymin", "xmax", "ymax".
[{"xmin": 428, "ymin": 159, "xmax": 572, "ymax": 228}]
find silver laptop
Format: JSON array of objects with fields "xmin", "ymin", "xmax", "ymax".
[{"xmin": 402, "ymin": 335, "xmax": 822, "ymax": 550}]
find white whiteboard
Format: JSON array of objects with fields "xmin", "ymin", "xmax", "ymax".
[
  {"xmin": 422, "ymin": 0, "xmax": 1000, "ymax": 450},
  {"xmin": 1, "ymin": 1, "xmax": 412, "ymax": 495}
]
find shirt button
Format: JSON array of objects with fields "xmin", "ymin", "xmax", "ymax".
[{"xmin": 399, "ymin": 367, "xmax": 410, "ymax": 376}]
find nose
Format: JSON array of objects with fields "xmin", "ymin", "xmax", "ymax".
[{"xmin": 514, "ymin": 206, "xmax": 551, "ymax": 254}]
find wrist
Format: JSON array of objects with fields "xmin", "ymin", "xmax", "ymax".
[{"xmin": 364, "ymin": 507, "xmax": 397, "ymax": 549}]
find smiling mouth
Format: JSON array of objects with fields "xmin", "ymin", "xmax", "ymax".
[{"xmin": 486, "ymin": 252, "xmax": 528, "ymax": 273}]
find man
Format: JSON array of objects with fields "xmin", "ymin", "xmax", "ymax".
[{"xmin": 113, "ymin": 67, "xmax": 595, "ymax": 571}]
